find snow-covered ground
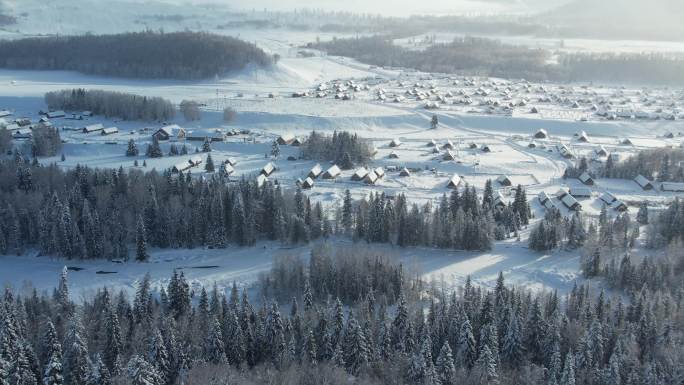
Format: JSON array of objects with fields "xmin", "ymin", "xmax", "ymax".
[{"xmin": 0, "ymin": 21, "xmax": 683, "ymax": 299}]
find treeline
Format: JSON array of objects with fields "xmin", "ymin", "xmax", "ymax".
[
  {"xmin": 260, "ymin": 244, "xmax": 417, "ymax": 304},
  {"xmin": 560, "ymin": 52, "xmax": 684, "ymax": 85},
  {"xmin": 645, "ymin": 198, "xmax": 684, "ymax": 249},
  {"xmin": 1, "ymin": 256, "xmax": 682, "ymax": 385},
  {"xmin": 312, "ymin": 35, "xmax": 684, "ymax": 85},
  {"xmin": 311, "ymin": 35, "xmax": 554, "ymax": 81},
  {"xmin": 0, "ymin": 31, "xmax": 272, "ymax": 80},
  {"xmin": 601, "ymin": 147, "xmax": 684, "ymax": 182},
  {"xmin": 45, "ymin": 89, "xmax": 175, "ymax": 122},
  {"xmin": 0, "ymin": 158, "xmax": 530, "ymax": 259},
  {"xmin": 345, "ymin": 181, "xmax": 530, "ymax": 252},
  {"xmin": 299, "ymin": 130, "xmax": 375, "ymax": 169}
]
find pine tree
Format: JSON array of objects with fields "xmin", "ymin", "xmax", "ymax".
[
  {"xmin": 560, "ymin": 351, "xmax": 576, "ymax": 385},
  {"xmin": 456, "ymin": 317, "xmax": 477, "ymax": 368},
  {"xmin": 126, "ymin": 139, "xmax": 139, "ymax": 156},
  {"xmin": 501, "ymin": 310, "xmax": 524, "ymax": 367},
  {"xmin": 127, "ymin": 355, "xmax": 162, "ymax": 385},
  {"xmin": 342, "ymin": 312, "xmax": 369, "ymax": 375},
  {"xmin": 204, "ymin": 318, "xmax": 226, "ymax": 364},
  {"xmin": 204, "ymin": 154, "xmax": 215, "ymax": 172},
  {"xmin": 135, "ymin": 215, "xmax": 149, "ymax": 262},
  {"xmin": 42, "ymin": 321, "xmax": 64, "ymax": 385},
  {"xmin": 63, "ymin": 315, "xmax": 89, "ymax": 385},
  {"xmin": 436, "ymin": 341, "xmax": 456, "ymax": 385},
  {"xmin": 146, "ymin": 137, "xmax": 163, "ymax": 158},
  {"xmin": 271, "ymin": 141, "xmax": 280, "ymax": 159},
  {"xmin": 474, "ymin": 345, "xmax": 499, "ymax": 384},
  {"xmin": 104, "ymin": 311, "xmax": 122, "ymax": 376},
  {"xmin": 201, "ymin": 137, "xmax": 211, "ymax": 153},
  {"xmin": 637, "ymin": 202, "xmax": 649, "ymax": 225}
]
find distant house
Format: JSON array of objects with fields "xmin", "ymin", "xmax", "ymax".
[
  {"xmin": 496, "ymin": 175, "xmax": 512, "ymax": 186},
  {"xmin": 189, "ymin": 156, "xmax": 203, "ymax": 167},
  {"xmin": 364, "ymin": 171, "xmax": 379, "ymax": 185},
  {"xmin": 186, "ymin": 129, "xmax": 224, "ymax": 142},
  {"xmin": 560, "ymin": 194, "xmax": 582, "ymax": 211},
  {"xmin": 578, "ymin": 172, "xmax": 594, "ymax": 185},
  {"xmin": 261, "ymin": 162, "xmax": 276, "ymax": 176},
  {"xmin": 447, "ymin": 174, "xmax": 462, "ymax": 189},
  {"xmin": 481, "ymin": 145, "xmax": 491, "ymax": 153},
  {"xmin": 634, "ymin": 175, "xmax": 654, "ymax": 190},
  {"xmin": 534, "ymin": 128, "xmax": 548, "ymax": 139},
  {"xmin": 575, "ymin": 131, "xmax": 590, "ymax": 142},
  {"xmin": 555, "ymin": 188, "xmax": 569, "ymax": 199},
  {"xmin": 664, "ymin": 132, "xmax": 675, "ymax": 139},
  {"xmin": 373, "ymin": 167, "xmax": 385, "ymax": 179},
  {"xmin": 277, "ymin": 133, "xmax": 295, "ymax": 145},
  {"xmin": 558, "ymin": 145, "xmax": 573, "ymax": 159},
  {"xmin": 599, "ymin": 192, "xmax": 617, "ymax": 205},
  {"xmin": 427, "ymin": 139, "xmax": 437, "ymax": 147},
  {"xmin": 47, "ymin": 111, "xmax": 65, "ymax": 119},
  {"xmin": 101, "ymin": 127, "xmax": 119, "ymax": 136},
  {"xmin": 301, "ymin": 177, "xmax": 315, "ymax": 189},
  {"xmin": 442, "ymin": 140, "xmax": 455, "ymax": 150},
  {"xmin": 291, "ymin": 137, "xmax": 304, "ymax": 146},
  {"xmin": 570, "ymin": 187, "xmax": 592, "ymax": 198},
  {"xmin": 661, "ymin": 182, "xmax": 684, "ymax": 192},
  {"xmin": 226, "ymin": 157, "xmax": 238, "ymax": 166},
  {"xmin": 256, "ymin": 174, "xmax": 268, "ymax": 187},
  {"xmin": 538, "ymin": 191, "xmax": 550, "ymax": 205},
  {"xmin": 399, "ymin": 167, "xmax": 411, "ymax": 177},
  {"xmin": 308, "ymin": 164, "xmax": 322, "ymax": 179},
  {"xmin": 442, "ymin": 150, "xmax": 456, "ymax": 161},
  {"xmin": 492, "ymin": 192, "xmax": 506, "ymax": 209},
  {"xmin": 172, "ymin": 162, "xmax": 191, "ymax": 173},
  {"xmin": 322, "ymin": 165, "xmax": 341, "ymax": 179},
  {"xmin": 621, "ymin": 138, "xmax": 633, "ymax": 145},
  {"xmin": 352, "ymin": 167, "xmax": 369, "ymax": 181},
  {"xmin": 389, "ymin": 138, "xmax": 402, "ymax": 147},
  {"xmin": 82, "ymin": 111, "xmax": 93, "ymax": 117},
  {"xmin": 12, "ymin": 128, "xmax": 32, "ymax": 139},
  {"xmin": 468, "ymin": 143, "xmax": 478, "ymax": 149},
  {"xmin": 594, "ymin": 145, "xmax": 608, "ymax": 157},
  {"xmin": 528, "ymin": 141, "xmax": 537, "ymax": 148},
  {"xmin": 82, "ymin": 123, "xmax": 104, "ymax": 134},
  {"xmin": 153, "ymin": 125, "xmax": 186, "ymax": 141},
  {"xmin": 612, "ymin": 200, "xmax": 628, "ymax": 212},
  {"xmin": 221, "ymin": 163, "xmax": 235, "ymax": 175},
  {"xmin": 389, "ymin": 151, "xmax": 399, "ymax": 159}
]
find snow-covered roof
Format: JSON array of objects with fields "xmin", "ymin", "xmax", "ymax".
[
  {"xmin": 308, "ymin": 164, "xmax": 322, "ymax": 178},
  {"xmin": 83, "ymin": 123, "xmax": 104, "ymax": 132},
  {"xmin": 538, "ymin": 191, "xmax": 550, "ymax": 204},
  {"xmin": 569, "ymin": 187, "xmax": 592, "ymax": 197},
  {"xmin": 221, "ymin": 163, "xmax": 234, "ymax": 175},
  {"xmin": 578, "ymin": 172, "xmax": 593, "ymax": 184},
  {"xmin": 261, "ymin": 162, "xmax": 276, "ymax": 176},
  {"xmin": 256, "ymin": 174, "xmax": 268, "ymax": 187},
  {"xmin": 364, "ymin": 171, "xmax": 378, "ymax": 184},
  {"xmin": 560, "ymin": 194, "xmax": 581, "ymax": 210},
  {"xmin": 447, "ymin": 174, "xmax": 461, "ymax": 188},
  {"xmin": 374, "ymin": 167, "xmax": 385, "ymax": 178},
  {"xmin": 634, "ymin": 175, "xmax": 653, "ymax": 188},
  {"xmin": 390, "ymin": 138, "xmax": 402, "ymax": 147},
  {"xmin": 101, "ymin": 127, "xmax": 118, "ymax": 135},
  {"xmin": 599, "ymin": 192, "xmax": 617, "ymax": 204},
  {"xmin": 302, "ymin": 177, "xmax": 314, "ymax": 188},
  {"xmin": 661, "ymin": 182, "xmax": 684, "ymax": 192},
  {"xmin": 352, "ymin": 167, "xmax": 369, "ymax": 180},
  {"xmin": 323, "ymin": 165, "xmax": 341, "ymax": 178},
  {"xmin": 399, "ymin": 167, "xmax": 411, "ymax": 176}
]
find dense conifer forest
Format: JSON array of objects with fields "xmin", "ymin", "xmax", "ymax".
[{"xmin": 0, "ymin": 31, "xmax": 273, "ymax": 80}]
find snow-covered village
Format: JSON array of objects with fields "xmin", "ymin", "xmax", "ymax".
[{"xmin": 0, "ymin": 0, "xmax": 683, "ymax": 384}]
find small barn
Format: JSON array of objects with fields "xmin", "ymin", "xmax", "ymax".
[
  {"xmin": 634, "ymin": 175, "xmax": 653, "ymax": 190},
  {"xmin": 172, "ymin": 162, "xmax": 191, "ymax": 173},
  {"xmin": 496, "ymin": 175, "xmax": 512, "ymax": 186},
  {"xmin": 226, "ymin": 157, "xmax": 238, "ymax": 166},
  {"xmin": 189, "ymin": 156, "xmax": 203, "ymax": 167},
  {"xmin": 570, "ymin": 187, "xmax": 592, "ymax": 198},
  {"xmin": 443, "ymin": 150, "xmax": 456, "ymax": 161},
  {"xmin": 594, "ymin": 145, "xmax": 608, "ymax": 157},
  {"xmin": 534, "ymin": 128, "xmax": 548, "ymax": 139},
  {"xmin": 374, "ymin": 167, "xmax": 385, "ymax": 179},
  {"xmin": 352, "ymin": 167, "xmax": 369, "ymax": 181},
  {"xmin": 559, "ymin": 145, "xmax": 573, "ymax": 159},
  {"xmin": 256, "ymin": 174, "xmax": 268, "ymax": 187},
  {"xmin": 599, "ymin": 192, "xmax": 617, "ymax": 205},
  {"xmin": 221, "ymin": 163, "xmax": 235, "ymax": 175},
  {"xmin": 389, "ymin": 151, "xmax": 399, "ymax": 159},
  {"xmin": 621, "ymin": 138, "xmax": 633, "ymax": 145},
  {"xmin": 389, "ymin": 138, "xmax": 402, "ymax": 147},
  {"xmin": 561, "ymin": 194, "xmax": 582, "ymax": 211},
  {"xmin": 322, "ymin": 165, "xmax": 341, "ymax": 179},
  {"xmin": 101, "ymin": 127, "xmax": 119, "ymax": 136},
  {"xmin": 12, "ymin": 128, "xmax": 32, "ymax": 139},
  {"xmin": 308, "ymin": 164, "xmax": 323, "ymax": 179},
  {"xmin": 261, "ymin": 162, "xmax": 276, "ymax": 176},
  {"xmin": 447, "ymin": 174, "xmax": 462, "ymax": 189},
  {"xmin": 277, "ymin": 133, "xmax": 295, "ymax": 145},
  {"xmin": 82, "ymin": 123, "xmax": 104, "ymax": 134},
  {"xmin": 399, "ymin": 168, "xmax": 411, "ymax": 177},
  {"xmin": 364, "ymin": 171, "xmax": 379, "ymax": 185},
  {"xmin": 47, "ymin": 111, "xmax": 65, "ymax": 118},
  {"xmin": 578, "ymin": 172, "xmax": 594, "ymax": 185},
  {"xmin": 302, "ymin": 177, "xmax": 315, "ymax": 189},
  {"xmin": 442, "ymin": 140, "xmax": 455, "ymax": 150},
  {"xmin": 153, "ymin": 125, "xmax": 186, "ymax": 141},
  {"xmin": 481, "ymin": 145, "xmax": 491, "ymax": 153},
  {"xmin": 538, "ymin": 191, "xmax": 550, "ymax": 205},
  {"xmin": 528, "ymin": 141, "xmax": 537, "ymax": 148},
  {"xmin": 291, "ymin": 137, "xmax": 304, "ymax": 146},
  {"xmin": 427, "ymin": 139, "xmax": 437, "ymax": 147},
  {"xmin": 612, "ymin": 200, "xmax": 628, "ymax": 212},
  {"xmin": 576, "ymin": 131, "xmax": 590, "ymax": 143},
  {"xmin": 469, "ymin": 143, "xmax": 478, "ymax": 149},
  {"xmin": 661, "ymin": 182, "xmax": 684, "ymax": 192}
]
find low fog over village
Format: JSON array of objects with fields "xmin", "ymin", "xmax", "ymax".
[{"xmin": 0, "ymin": 1, "xmax": 682, "ymax": 384}]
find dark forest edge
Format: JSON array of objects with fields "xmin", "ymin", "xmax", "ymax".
[
  {"xmin": 310, "ymin": 35, "xmax": 684, "ymax": 85},
  {"xmin": 0, "ymin": 31, "xmax": 274, "ymax": 80},
  {"xmin": 0, "ymin": 235, "xmax": 682, "ymax": 385}
]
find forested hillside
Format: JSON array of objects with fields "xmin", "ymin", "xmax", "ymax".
[
  {"xmin": 45, "ymin": 89, "xmax": 175, "ymax": 121},
  {"xmin": 0, "ymin": 31, "xmax": 273, "ymax": 80}
]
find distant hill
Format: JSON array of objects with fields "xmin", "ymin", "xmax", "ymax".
[{"xmin": 539, "ymin": 0, "xmax": 684, "ymax": 41}]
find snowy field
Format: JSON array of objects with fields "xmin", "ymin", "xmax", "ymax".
[{"xmin": 0, "ymin": 19, "xmax": 683, "ymax": 299}]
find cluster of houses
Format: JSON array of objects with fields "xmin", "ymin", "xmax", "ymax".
[{"xmin": 0, "ymin": 111, "xmax": 55, "ymax": 140}]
